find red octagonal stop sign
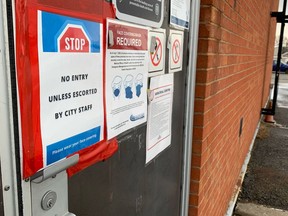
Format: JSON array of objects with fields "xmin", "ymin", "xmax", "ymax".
[{"xmin": 58, "ymin": 25, "xmax": 90, "ymax": 52}]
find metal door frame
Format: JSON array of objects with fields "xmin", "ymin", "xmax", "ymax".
[
  {"xmin": 0, "ymin": 0, "xmax": 20, "ymax": 214},
  {"xmin": 180, "ymin": 0, "xmax": 200, "ymax": 215}
]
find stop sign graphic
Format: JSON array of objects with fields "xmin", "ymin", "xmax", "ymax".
[{"xmin": 58, "ymin": 24, "xmax": 90, "ymax": 52}]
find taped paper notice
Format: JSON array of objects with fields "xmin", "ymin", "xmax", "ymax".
[
  {"xmin": 106, "ymin": 19, "xmax": 149, "ymax": 139},
  {"xmin": 146, "ymin": 74, "xmax": 174, "ymax": 164}
]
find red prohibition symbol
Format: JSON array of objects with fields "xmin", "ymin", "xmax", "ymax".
[
  {"xmin": 150, "ymin": 37, "xmax": 162, "ymax": 66},
  {"xmin": 172, "ymin": 39, "xmax": 180, "ymax": 64}
]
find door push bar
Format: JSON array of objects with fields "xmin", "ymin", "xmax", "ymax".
[
  {"xmin": 30, "ymin": 154, "xmax": 79, "ymax": 216},
  {"xmin": 31, "ymin": 154, "xmax": 79, "ymax": 183}
]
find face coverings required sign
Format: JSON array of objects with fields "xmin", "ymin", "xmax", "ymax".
[{"xmin": 106, "ymin": 19, "xmax": 148, "ymax": 139}]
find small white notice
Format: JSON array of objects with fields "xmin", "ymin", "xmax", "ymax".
[
  {"xmin": 169, "ymin": 29, "xmax": 184, "ymax": 73},
  {"xmin": 170, "ymin": 0, "xmax": 190, "ymax": 29},
  {"xmin": 106, "ymin": 19, "xmax": 149, "ymax": 139},
  {"xmin": 146, "ymin": 73, "xmax": 174, "ymax": 164},
  {"xmin": 148, "ymin": 28, "xmax": 166, "ymax": 77}
]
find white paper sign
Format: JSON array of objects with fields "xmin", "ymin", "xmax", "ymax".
[
  {"xmin": 106, "ymin": 19, "xmax": 148, "ymax": 139},
  {"xmin": 170, "ymin": 0, "xmax": 190, "ymax": 29},
  {"xmin": 146, "ymin": 74, "xmax": 174, "ymax": 164},
  {"xmin": 169, "ymin": 29, "xmax": 184, "ymax": 73},
  {"xmin": 148, "ymin": 28, "xmax": 166, "ymax": 77},
  {"xmin": 38, "ymin": 11, "xmax": 104, "ymax": 166}
]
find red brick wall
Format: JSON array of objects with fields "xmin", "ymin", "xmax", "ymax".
[{"xmin": 189, "ymin": 0, "xmax": 278, "ymax": 215}]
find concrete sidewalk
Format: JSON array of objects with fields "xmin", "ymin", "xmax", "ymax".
[
  {"xmin": 233, "ymin": 75, "xmax": 288, "ymax": 216},
  {"xmin": 235, "ymin": 202, "xmax": 288, "ymax": 216}
]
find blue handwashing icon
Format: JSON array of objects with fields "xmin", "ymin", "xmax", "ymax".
[{"xmin": 135, "ymin": 73, "xmax": 143, "ymax": 97}]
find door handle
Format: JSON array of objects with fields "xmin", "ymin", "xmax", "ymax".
[
  {"xmin": 30, "ymin": 154, "xmax": 79, "ymax": 216},
  {"xmin": 31, "ymin": 154, "xmax": 79, "ymax": 183}
]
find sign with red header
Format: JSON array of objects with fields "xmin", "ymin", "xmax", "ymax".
[
  {"xmin": 146, "ymin": 74, "xmax": 174, "ymax": 163},
  {"xmin": 106, "ymin": 19, "xmax": 148, "ymax": 139},
  {"xmin": 107, "ymin": 23, "xmax": 147, "ymax": 50}
]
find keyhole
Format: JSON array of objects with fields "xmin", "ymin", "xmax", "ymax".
[
  {"xmin": 41, "ymin": 190, "xmax": 57, "ymax": 211},
  {"xmin": 47, "ymin": 199, "xmax": 54, "ymax": 208}
]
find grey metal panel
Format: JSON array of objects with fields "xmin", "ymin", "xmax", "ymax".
[
  {"xmin": 69, "ymin": 82, "xmax": 185, "ymax": 216},
  {"xmin": 68, "ymin": 1, "xmax": 188, "ymax": 215}
]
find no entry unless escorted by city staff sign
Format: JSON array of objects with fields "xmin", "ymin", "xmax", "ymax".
[{"xmin": 38, "ymin": 11, "xmax": 104, "ymax": 166}]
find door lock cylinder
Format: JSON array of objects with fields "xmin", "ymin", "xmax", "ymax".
[{"xmin": 41, "ymin": 190, "xmax": 57, "ymax": 211}]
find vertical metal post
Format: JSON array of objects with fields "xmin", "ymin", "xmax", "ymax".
[
  {"xmin": 272, "ymin": 0, "xmax": 287, "ymax": 114},
  {"xmin": 180, "ymin": 0, "xmax": 200, "ymax": 215}
]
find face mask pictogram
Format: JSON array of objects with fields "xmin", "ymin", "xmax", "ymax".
[
  {"xmin": 135, "ymin": 73, "xmax": 143, "ymax": 97},
  {"xmin": 112, "ymin": 76, "xmax": 122, "ymax": 98},
  {"xmin": 124, "ymin": 74, "xmax": 134, "ymax": 99}
]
